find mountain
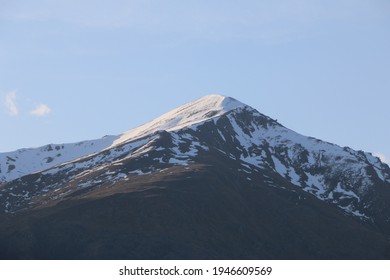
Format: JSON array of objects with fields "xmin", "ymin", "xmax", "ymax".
[{"xmin": 1, "ymin": 94, "xmax": 390, "ymax": 259}]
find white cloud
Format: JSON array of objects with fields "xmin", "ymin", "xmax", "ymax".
[
  {"xmin": 4, "ymin": 91, "xmax": 18, "ymax": 116},
  {"xmin": 374, "ymin": 152, "xmax": 388, "ymax": 164},
  {"xmin": 31, "ymin": 104, "xmax": 51, "ymax": 116}
]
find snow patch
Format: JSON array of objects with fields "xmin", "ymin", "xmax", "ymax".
[{"xmin": 334, "ymin": 183, "xmax": 360, "ymax": 202}]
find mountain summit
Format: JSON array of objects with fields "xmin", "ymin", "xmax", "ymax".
[
  {"xmin": 1, "ymin": 95, "xmax": 390, "ymax": 259},
  {"xmin": 110, "ymin": 94, "xmax": 246, "ymax": 147}
]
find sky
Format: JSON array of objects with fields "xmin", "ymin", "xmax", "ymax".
[{"xmin": 0, "ymin": 0, "xmax": 389, "ymax": 163}]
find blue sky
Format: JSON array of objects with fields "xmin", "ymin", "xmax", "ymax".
[{"xmin": 1, "ymin": 0, "xmax": 389, "ymax": 163}]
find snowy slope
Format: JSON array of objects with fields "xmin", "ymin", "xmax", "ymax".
[
  {"xmin": 212, "ymin": 106, "xmax": 390, "ymax": 218},
  {"xmin": 0, "ymin": 135, "xmax": 118, "ymax": 183}
]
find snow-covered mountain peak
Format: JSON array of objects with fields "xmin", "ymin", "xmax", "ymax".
[
  {"xmin": 0, "ymin": 95, "xmax": 246, "ymax": 183},
  {"xmin": 110, "ymin": 95, "xmax": 247, "ymax": 148},
  {"xmin": 193, "ymin": 94, "xmax": 245, "ymax": 112}
]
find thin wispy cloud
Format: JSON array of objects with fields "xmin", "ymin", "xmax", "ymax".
[
  {"xmin": 4, "ymin": 91, "xmax": 18, "ymax": 116},
  {"xmin": 31, "ymin": 104, "xmax": 51, "ymax": 117}
]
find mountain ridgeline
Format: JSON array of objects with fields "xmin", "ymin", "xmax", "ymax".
[{"xmin": 1, "ymin": 95, "xmax": 390, "ymax": 259}]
